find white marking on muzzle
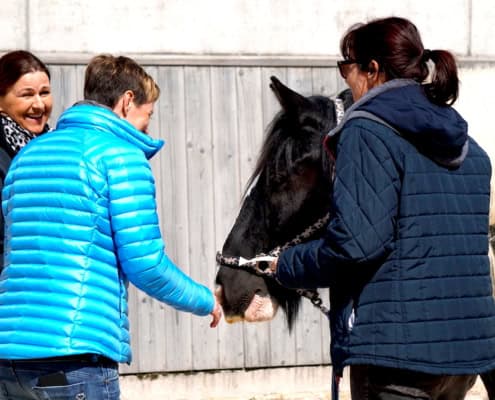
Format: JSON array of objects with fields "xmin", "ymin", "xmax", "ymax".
[{"xmin": 243, "ymin": 293, "xmax": 279, "ymax": 322}]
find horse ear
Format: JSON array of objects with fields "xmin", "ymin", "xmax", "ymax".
[{"xmin": 270, "ymin": 75, "xmax": 310, "ymax": 113}]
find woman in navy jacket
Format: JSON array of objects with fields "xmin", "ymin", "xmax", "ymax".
[
  {"xmin": 0, "ymin": 54, "xmax": 221, "ymax": 399},
  {"xmin": 272, "ymin": 17, "xmax": 495, "ymax": 399}
]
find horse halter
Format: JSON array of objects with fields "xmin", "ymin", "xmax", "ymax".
[
  {"xmin": 334, "ymin": 97, "xmax": 345, "ymax": 125},
  {"xmin": 216, "ymin": 212, "xmax": 331, "ymax": 316},
  {"xmin": 216, "ymin": 94, "xmax": 348, "ymax": 318}
]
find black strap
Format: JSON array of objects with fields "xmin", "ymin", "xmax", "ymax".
[
  {"xmin": 0, "ymin": 147, "xmax": 12, "ymax": 181},
  {"xmin": 345, "ymin": 110, "xmax": 402, "ymax": 135},
  {"xmin": 4, "ymin": 353, "xmax": 115, "ymax": 365}
]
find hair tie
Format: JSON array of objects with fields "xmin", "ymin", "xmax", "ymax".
[{"xmin": 422, "ymin": 49, "xmax": 432, "ymax": 61}]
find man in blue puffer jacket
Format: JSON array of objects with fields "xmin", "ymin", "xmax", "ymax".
[
  {"xmin": 0, "ymin": 54, "xmax": 221, "ymax": 399},
  {"xmin": 271, "ymin": 18, "xmax": 495, "ymax": 399}
]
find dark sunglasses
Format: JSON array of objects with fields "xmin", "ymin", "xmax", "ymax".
[{"xmin": 337, "ymin": 59, "xmax": 359, "ymax": 79}]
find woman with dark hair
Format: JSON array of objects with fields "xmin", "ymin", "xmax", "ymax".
[
  {"xmin": 0, "ymin": 50, "xmax": 52, "ymax": 270},
  {"xmin": 0, "ymin": 54, "xmax": 221, "ymax": 399},
  {"xmin": 0, "ymin": 50, "xmax": 51, "ymax": 151},
  {"xmin": 267, "ymin": 17, "xmax": 495, "ymax": 399}
]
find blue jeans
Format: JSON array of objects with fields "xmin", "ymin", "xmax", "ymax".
[{"xmin": 0, "ymin": 355, "xmax": 119, "ymax": 400}]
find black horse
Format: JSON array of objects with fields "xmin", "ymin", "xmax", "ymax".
[{"xmin": 215, "ymin": 76, "xmax": 352, "ymax": 329}]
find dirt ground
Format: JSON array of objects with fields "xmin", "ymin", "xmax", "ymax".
[
  {"xmin": 210, "ymin": 376, "xmax": 488, "ymax": 400},
  {"xmin": 121, "ymin": 367, "xmax": 490, "ymax": 400}
]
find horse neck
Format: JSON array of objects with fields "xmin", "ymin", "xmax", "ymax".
[{"xmin": 222, "ymin": 192, "xmax": 271, "ymax": 258}]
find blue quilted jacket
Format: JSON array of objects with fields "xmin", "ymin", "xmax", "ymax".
[
  {"xmin": 277, "ymin": 80, "xmax": 495, "ymax": 375},
  {"xmin": 0, "ymin": 103, "xmax": 214, "ymax": 363}
]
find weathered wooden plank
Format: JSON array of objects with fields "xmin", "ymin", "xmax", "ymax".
[
  {"xmin": 183, "ymin": 66, "xmax": 220, "ymax": 371},
  {"xmin": 75, "ymin": 65, "xmax": 86, "ymax": 99},
  {"xmin": 312, "ymin": 67, "xmax": 343, "ymax": 99},
  {"xmin": 210, "ymin": 66, "xmax": 245, "ymax": 369},
  {"xmin": 154, "ymin": 66, "xmax": 195, "ymax": 372},
  {"xmin": 48, "ymin": 65, "xmax": 82, "ymax": 125},
  {"xmin": 236, "ymin": 67, "xmax": 266, "ymax": 187},
  {"xmin": 234, "ymin": 67, "xmax": 274, "ymax": 368}
]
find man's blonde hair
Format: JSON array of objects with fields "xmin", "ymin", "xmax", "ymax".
[{"xmin": 84, "ymin": 54, "xmax": 160, "ymax": 107}]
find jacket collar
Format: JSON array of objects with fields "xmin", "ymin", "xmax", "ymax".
[
  {"xmin": 57, "ymin": 102, "xmax": 164, "ymax": 160},
  {"xmin": 327, "ymin": 79, "xmax": 418, "ymax": 140}
]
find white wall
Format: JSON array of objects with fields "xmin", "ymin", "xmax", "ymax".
[
  {"xmin": 1, "ymin": 1, "xmax": 494, "ymax": 153},
  {"xmin": 457, "ymin": 65, "xmax": 495, "ymax": 160},
  {"xmin": 1, "ymin": 0, "xmax": 493, "ymax": 57}
]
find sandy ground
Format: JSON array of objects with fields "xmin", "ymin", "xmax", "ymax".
[
  {"xmin": 120, "ymin": 367, "xmax": 489, "ymax": 400},
  {"xmin": 204, "ymin": 376, "xmax": 488, "ymax": 399}
]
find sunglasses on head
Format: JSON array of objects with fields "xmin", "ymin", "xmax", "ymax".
[{"xmin": 337, "ymin": 59, "xmax": 359, "ymax": 79}]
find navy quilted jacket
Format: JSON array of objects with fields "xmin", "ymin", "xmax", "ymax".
[
  {"xmin": 277, "ymin": 80, "xmax": 495, "ymax": 375},
  {"xmin": 0, "ymin": 103, "xmax": 214, "ymax": 363}
]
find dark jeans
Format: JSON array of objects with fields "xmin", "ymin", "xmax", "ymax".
[
  {"xmin": 481, "ymin": 370, "xmax": 495, "ymax": 399},
  {"xmin": 350, "ymin": 365, "xmax": 476, "ymax": 400},
  {"xmin": 0, "ymin": 354, "xmax": 119, "ymax": 400}
]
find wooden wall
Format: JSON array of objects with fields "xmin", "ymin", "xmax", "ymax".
[{"xmin": 47, "ymin": 62, "xmax": 347, "ymax": 374}]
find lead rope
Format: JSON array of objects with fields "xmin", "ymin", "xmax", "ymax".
[{"xmin": 334, "ymin": 97, "xmax": 345, "ymax": 126}]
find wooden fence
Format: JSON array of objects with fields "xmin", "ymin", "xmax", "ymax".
[{"xmin": 47, "ymin": 61, "xmax": 348, "ymax": 374}]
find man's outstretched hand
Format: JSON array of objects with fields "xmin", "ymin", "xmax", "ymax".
[{"xmin": 210, "ymin": 298, "xmax": 222, "ymax": 328}]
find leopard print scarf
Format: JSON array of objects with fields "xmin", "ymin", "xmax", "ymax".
[{"xmin": 0, "ymin": 113, "xmax": 47, "ymax": 156}]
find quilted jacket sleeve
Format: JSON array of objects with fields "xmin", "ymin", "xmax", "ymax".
[
  {"xmin": 276, "ymin": 120, "xmax": 401, "ymax": 289},
  {"xmin": 106, "ymin": 147, "xmax": 214, "ymax": 316}
]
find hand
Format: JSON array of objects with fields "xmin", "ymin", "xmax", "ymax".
[
  {"xmin": 254, "ymin": 256, "xmax": 279, "ymax": 275},
  {"xmin": 269, "ymin": 257, "xmax": 278, "ymax": 273},
  {"xmin": 209, "ymin": 297, "xmax": 222, "ymax": 328}
]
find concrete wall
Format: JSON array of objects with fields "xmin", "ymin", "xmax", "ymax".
[
  {"xmin": 1, "ymin": 0, "xmax": 494, "ymax": 57},
  {"xmin": 1, "ymin": 1, "xmax": 494, "ymax": 155}
]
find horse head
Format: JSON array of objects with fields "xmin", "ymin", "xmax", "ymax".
[{"xmin": 215, "ymin": 76, "xmax": 352, "ymax": 329}]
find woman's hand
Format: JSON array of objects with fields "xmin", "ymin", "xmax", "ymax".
[
  {"xmin": 254, "ymin": 257, "xmax": 279, "ymax": 276},
  {"xmin": 269, "ymin": 257, "xmax": 278, "ymax": 273}
]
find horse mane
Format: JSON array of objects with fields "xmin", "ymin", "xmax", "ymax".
[{"xmin": 244, "ymin": 94, "xmax": 340, "ymax": 197}]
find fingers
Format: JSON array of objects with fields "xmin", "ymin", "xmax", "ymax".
[
  {"xmin": 209, "ymin": 299, "xmax": 222, "ymax": 328},
  {"xmin": 254, "ymin": 257, "xmax": 278, "ymax": 274},
  {"xmin": 270, "ymin": 257, "xmax": 278, "ymax": 272}
]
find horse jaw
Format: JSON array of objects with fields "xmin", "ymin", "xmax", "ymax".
[
  {"xmin": 215, "ymin": 286, "xmax": 279, "ymax": 323},
  {"xmin": 243, "ymin": 293, "xmax": 279, "ymax": 322}
]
